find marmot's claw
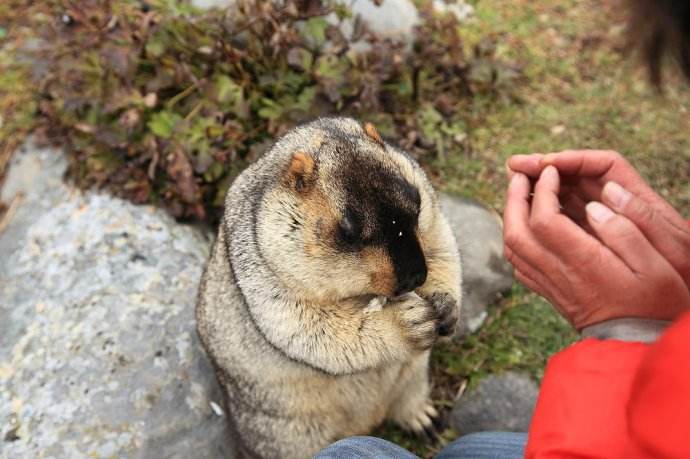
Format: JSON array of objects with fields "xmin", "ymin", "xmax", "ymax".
[{"xmin": 395, "ymin": 399, "xmax": 439, "ymax": 438}]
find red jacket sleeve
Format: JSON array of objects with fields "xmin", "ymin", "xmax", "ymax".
[{"xmin": 526, "ymin": 311, "xmax": 690, "ymax": 458}]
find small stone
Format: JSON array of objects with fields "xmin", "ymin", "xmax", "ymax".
[
  {"xmin": 143, "ymin": 92, "xmax": 158, "ymax": 108},
  {"xmin": 550, "ymin": 124, "xmax": 566, "ymax": 136},
  {"xmin": 451, "ymin": 372, "xmax": 539, "ymax": 434},
  {"xmin": 210, "ymin": 401, "xmax": 224, "ymax": 417}
]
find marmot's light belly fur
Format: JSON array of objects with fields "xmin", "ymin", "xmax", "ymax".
[{"xmin": 196, "ymin": 118, "xmax": 462, "ymax": 458}]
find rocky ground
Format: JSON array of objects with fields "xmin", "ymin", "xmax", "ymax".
[{"xmin": 0, "ymin": 140, "xmax": 525, "ymax": 457}]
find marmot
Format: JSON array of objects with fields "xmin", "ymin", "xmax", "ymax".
[{"xmin": 196, "ymin": 117, "xmax": 462, "ymax": 459}]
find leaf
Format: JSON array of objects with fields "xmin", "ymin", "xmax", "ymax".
[
  {"xmin": 213, "ymin": 75, "xmax": 243, "ymax": 105},
  {"xmin": 203, "ymin": 161, "xmax": 224, "ymax": 182},
  {"xmin": 148, "ymin": 111, "xmax": 182, "ymax": 138},
  {"xmin": 145, "ymin": 35, "xmax": 167, "ymax": 58},
  {"xmin": 316, "ymin": 54, "xmax": 347, "ymax": 79},
  {"xmin": 303, "ymin": 17, "xmax": 328, "ymax": 47},
  {"xmin": 295, "ymin": 86, "xmax": 317, "ymax": 112},
  {"xmin": 258, "ymin": 98, "xmax": 283, "ymax": 120},
  {"xmin": 287, "ymin": 47, "xmax": 313, "ymax": 72},
  {"xmin": 166, "ymin": 148, "xmax": 199, "ymax": 204}
]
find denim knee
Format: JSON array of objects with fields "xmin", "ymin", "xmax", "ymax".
[
  {"xmin": 435, "ymin": 432, "xmax": 527, "ymax": 459},
  {"xmin": 314, "ymin": 436, "xmax": 420, "ymax": 459}
]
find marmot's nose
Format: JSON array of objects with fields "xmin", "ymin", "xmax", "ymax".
[{"xmin": 395, "ymin": 266, "xmax": 427, "ymax": 295}]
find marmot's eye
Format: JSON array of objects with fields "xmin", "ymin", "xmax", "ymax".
[{"xmin": 338, "ymin": 212, "xmax": 361, "ymax": 244}]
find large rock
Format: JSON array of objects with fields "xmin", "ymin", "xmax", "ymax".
[
  {"xmin": 190, "ymin": 0, "xmax": 234, "ymax": 9},
  {"xmin": 0, "ymin": 141, "xmax": 232, "ymax": 458},
  {"xmin": 439, "ymin": 194, "xmax": 513, "ymax": 336},
  {"xmin": 451, "ymin": 372, "xmax": 539, "ymax": 434},
  {"xmin": 346, "ymin": 0, "xmax": 420, "ymax": 42}
]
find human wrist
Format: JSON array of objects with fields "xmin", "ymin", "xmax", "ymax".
[{"xmin": 580, "ymin": 318, "xmax": 671, "ymax": 343}]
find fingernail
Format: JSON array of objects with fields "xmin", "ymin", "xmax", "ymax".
[
  {"xmin": 540, "ymin": 165, "xmax": 558, "ymax": 180},
  {"xmin": 507, "ymin": 155, "xmax": 526, "ymax": 170},
  {"xmin": 586, "ymin": 201, "xmax": 615, "ymax": 223},
  {"xmin": 603, "ymin": 181, "xmax": 632, "ymax": 211},
  {"xmin": 508, "ymin": 172, "xmax": 523, "ymax": 188},
  {"xmin": 509, "ymin": 172, "xmax": 524, "ymax": 189},
  {"xmin": 541, "ymin": 153, "xmax": 556, "ymax": 165}
]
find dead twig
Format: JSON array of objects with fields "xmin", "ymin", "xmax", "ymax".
[{"xmin": 0, "ymin": 192, "xmax": 24, "ymax": 234}]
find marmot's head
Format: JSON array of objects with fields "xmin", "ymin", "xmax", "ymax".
[{"xmin": 256, "ymin": 117, "xmax": 436, "ymax": 303}]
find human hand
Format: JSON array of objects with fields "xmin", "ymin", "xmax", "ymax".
[
  {"xmin": 507, "ymin": 150, "xmax": 690, "ymax": 289},
  {"xmin": 502, "ymin": 165, "xmax": 690, "ymax": 330}
]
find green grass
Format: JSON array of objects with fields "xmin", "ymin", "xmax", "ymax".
[
  {"xmin": 441, "ymin": 0, "xmax": 689, "ymax": 212},
  {"xmin": 0, "ymin": 14, "xmax": 37, "ymax": 180},
  {"xmin": 380, "ymin": 0, "xmax": 689, "ymax": 456}
]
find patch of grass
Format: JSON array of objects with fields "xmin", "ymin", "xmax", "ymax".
[
  {"xmin": 0, "ymin": 5, "xmax": 38, "ymax": 182},
  {"xmin": 438, "ymin": 0, "xmax": 690, "ymax": 212},
  {"xmin": 432, "ymin": 286, "xmax": 576, "ymax": 386}
]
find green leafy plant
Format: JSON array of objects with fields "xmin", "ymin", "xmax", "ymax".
[{"xmin": 7, "ymin": 0, "xmax": 521, "ymax": 221}]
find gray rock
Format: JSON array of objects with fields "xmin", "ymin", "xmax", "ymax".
[
  {"xmin": 0, "ymin": 141, "xmax": 232, "ymax": 458},
  {"xmin": 345, "ymin": 0, "xmax": 420, "ymax": 42},
  {"xmin": 439, "ymin": 194, "xmax": 514, "ymax": 336},
  {"xmin": 451, "ymin": 372, "xmax": 538, "ymax": 434},
  {"xmin": 432, "ymin": 0, "xmax": 474, "ymax": 23}
]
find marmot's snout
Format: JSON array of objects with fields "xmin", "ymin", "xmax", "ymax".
[
  {"xmin": 395, "ymin": 266, "xmax": 427, "ymax": 296},
  {"xmin": 391, "ymin": 231, "xmax": 427, "ymax": 295}
]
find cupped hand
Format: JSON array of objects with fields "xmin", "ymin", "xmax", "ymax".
[
  {"xmin": 503, "ymin": 165, "xmax": 690, "ymax": 330},
  {"xmin": 507, "ymin": 150, "xmax": 690, "ymax": 289}
]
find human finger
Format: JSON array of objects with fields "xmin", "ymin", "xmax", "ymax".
[
  {"xmin": 585, "ymin": 201, "xmax": 674, "ymax": 275},
  {"xmin": 539, "ymin": 149, "xmax": 674, "ymax": 204},
  {"xmin": 503, "ymin": 173, "xmax": 552, "ymax": 268},
  {"xmin": 529, "ymin": 166, "xmax": 591, "ymax": 249},
  {"xmin": 504, "ymin": 245, "xmax": 549, "ymax": 291},
  {"xmin": 540, "ymin": 150, "xmax": 622, "ymax": 177},
  {"xmin": 602, "ymin": 181, "xmax": 690, "ymax": 284},
  {"xmin": 506, "ymin": 154, "xmax": 545, "ymax": 178},
  {"xmin": 514, "ymin": 269, "xmax": 550, "ymax": 302}
]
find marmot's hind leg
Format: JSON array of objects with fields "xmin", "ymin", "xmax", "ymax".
[{"xmin": 385, "ymin": 352, "xmax": 439, "ymax": 436}]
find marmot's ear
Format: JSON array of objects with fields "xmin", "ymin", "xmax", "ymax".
[
  {"xmin": 286, "ymin": 151, "xmax": 317, "ymax": 193},
  {"xmin": 363, "ymin": 122, "xmax": 384, "ymax": 147}
]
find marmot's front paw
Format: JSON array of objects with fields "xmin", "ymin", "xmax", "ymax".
[
  {"xmin": 425, "ymin": 292, "xmax": 459, "ymax": 337},
  {"xmin": 393, "ymin": 294, "xmax": 438, "ymax": 351}
]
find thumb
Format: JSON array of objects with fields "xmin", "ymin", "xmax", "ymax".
[
  {"xmin": 585, "ymin": 201, "xmax": 670, "ymax": 275},
  {"xmin": 602, "ymin": 181, "xmax": 690, "ymax": 285}
]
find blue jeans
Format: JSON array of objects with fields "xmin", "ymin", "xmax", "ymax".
[{"xmin": 315, "ymin": 432, "xmax": 527, "ymax": 458}]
